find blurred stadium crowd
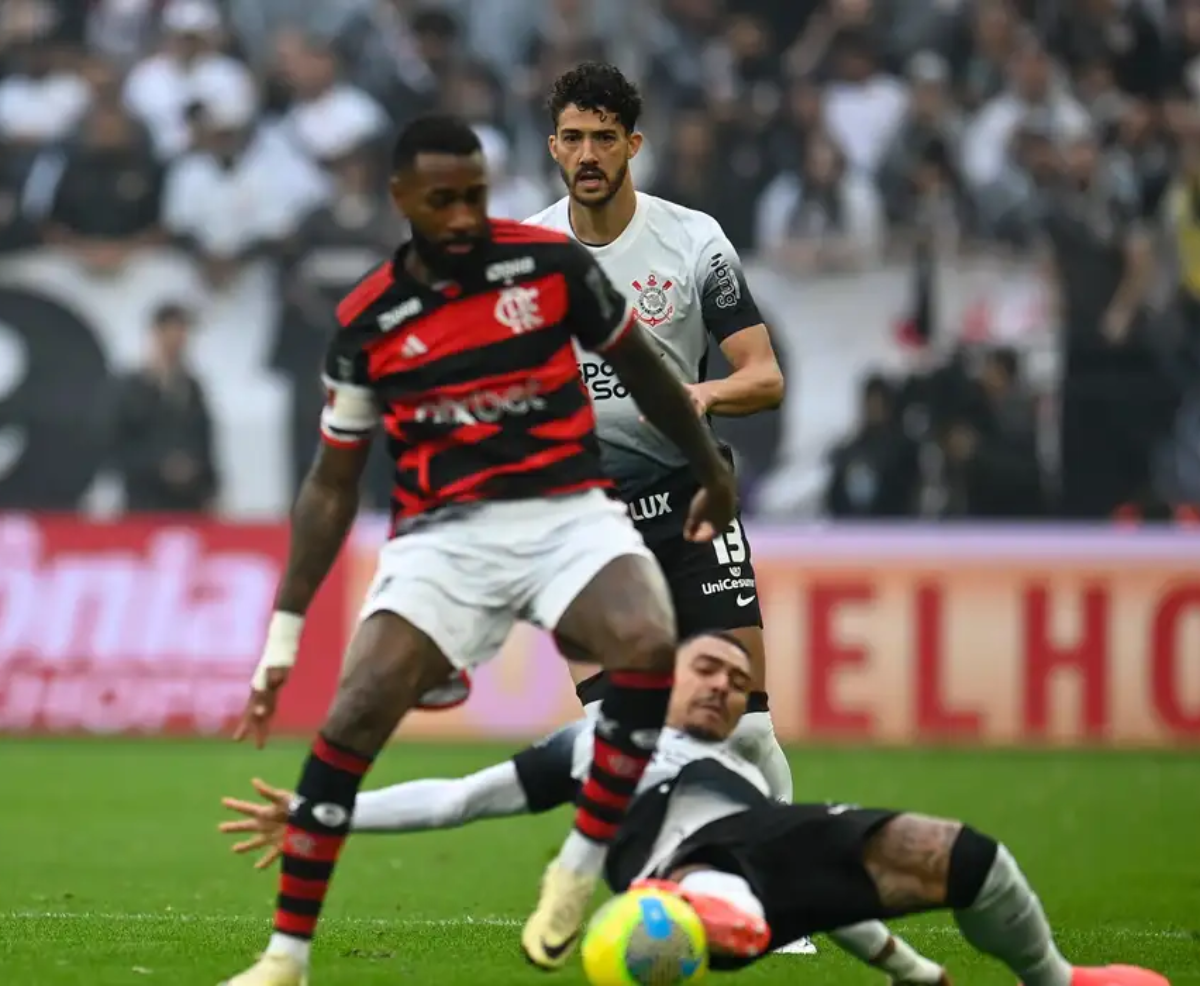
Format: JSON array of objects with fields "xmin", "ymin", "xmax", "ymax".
[{"xmin": 1, "ymin": 0, "xmax": 1199, "ymax": 521}]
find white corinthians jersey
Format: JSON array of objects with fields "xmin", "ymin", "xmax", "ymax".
[
  {"xmin": 524, "ymin": 193, "xmax": 764, "ymax": 499},
  {"xmin": 516, "ymin": 719, "xmax": 773, "ymax": 882}
]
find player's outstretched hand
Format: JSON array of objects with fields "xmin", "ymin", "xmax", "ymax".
[
  {"xmin": 218, "ymin": 778, "xmax": 292, "ymax": 870},
  {"xmin": 232, "ymin": 667, "xmax": 289, "ymax": 748},
  {"xmin": 684, "ymin": 466, "xmax": 737, "ymax": 543}
]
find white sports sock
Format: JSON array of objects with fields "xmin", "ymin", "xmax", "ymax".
[
  {"xmin": 266, "ymin": 932, "xmax": 311, "ymax": 967},
  {"xmin": 831, "ymin": 922, "xmax": 945, "ymax": 983},
  {"xmin": 557, "ymin": 829, "xmax": 607, "ymax": 875},
  {"xmin": 729, "ymin": 710, "xmax": 794, "ymax": 801},
  {"xmin": 678, "ymin": 869, "xmax": 765, "ymax": 920},
  {"xmin": 955, "ymin": 845, "xmax": 1072, "ymax": 986}
]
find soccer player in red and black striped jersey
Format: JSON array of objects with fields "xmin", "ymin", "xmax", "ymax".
[{"xmin": 221, "ymin": 115, "xmax": 738, "ymax": 986}]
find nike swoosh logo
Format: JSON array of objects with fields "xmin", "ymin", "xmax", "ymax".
[
  {"xmin": 736, "ymin": 594, "xmax": 756, "ymax": 607},
  {"xmin": 540, "ymin": 932, "xmax": 580, "ymax": 961}
]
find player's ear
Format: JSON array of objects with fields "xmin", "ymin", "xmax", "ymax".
[
  {"xmin": 628, "ymin": 132, "xmax": 644, "ymax": 160},
  {"xmin": 388, "ymin": 174, "xmax": 406, "ymax": 213},
  {"xmin": 548, "ymin": 134, "xmax": 559, "ymax": 160}
]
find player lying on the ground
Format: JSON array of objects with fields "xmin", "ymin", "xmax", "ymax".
[{"xmin": 219, "ymin": 631, "xmax": 1169, "ymax": 986}]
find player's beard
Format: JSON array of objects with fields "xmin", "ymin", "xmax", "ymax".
[
  {"xmin": 410, "ymin": 226, "xmax": 488, "ymax": 281},
  {"xmin": 682, "ymin": 724, "xmax": 724, "ymax": 743},
  {"xmin": 562, "ymin": 162, "xmax": 628, "ymax": 208}
]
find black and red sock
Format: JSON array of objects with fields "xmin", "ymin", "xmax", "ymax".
[
  {"xmin": 575, "ymin": 669, "xmax": 673, "ymax": 843},
  {"xmin": 274, "ymin": 735, "xmax": 373, "ymax": 940}
]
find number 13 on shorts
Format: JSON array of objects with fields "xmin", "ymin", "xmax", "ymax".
[{"xmin": 711, "ymin": 518, "xmax": 747, "ymax": 565}]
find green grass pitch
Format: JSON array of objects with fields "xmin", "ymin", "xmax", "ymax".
[{"xmin": 2, "ymin": 740, "xmax": 1198, "ymax": 985}]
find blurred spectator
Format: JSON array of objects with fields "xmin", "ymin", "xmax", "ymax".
[
  {"xmin": 410, "ymin": 7, "xmax": 464, "ymax": 86},
  {"xmin": 785, "ymin": 0, "xmax": 884, "ymax": 81},
  {"xmin": 1047, "ymin": 0, "xmax": 1165, "ymax": 100},
  {"xmin": 0, "ymin": 32, "xmax": 89, "ymax": 151},
  {"xmin": 271, "ymin": 28, "xmax": 389, "ymax": 168},
  {"xmin": 1165, "ymin": 117, "xmax": 1200, "ymax": 360},
  {"xmin": 766, "ymin": 76, "xmax": 825, "ymax": 179},
  {"xmin": 703, "ymin": 12, "xmax": 781, "ymax": 124},
  {"xmin": 756, "ymin": 133, "xmax": 884, "ymax": 273},
  {"xmin": 645, "ymin": 0, "xmax": 727, "ymax": 112},
  {"xmin": 647, "ymin": 107, "xmax": 722, "ymax": 214},
  {"xmin": 878, "ymin": 52, "xmax": 966, "ymax": 230},
  {"xmin": 272, "ymin": 143, "xmax": 402, "ymax": 499},
  {"xmin": 952, "ymin": 0, "xmax": 1020, "ymax": 112},
  {"xmin": 1044, "ymin": 130, "xmax": 1173, "ymax": 517},
  {"xmin": 0, "ymin": 161, "xmax": 36, "ymax": 253},
  {"xmin": 1109, "ymin": 97, "xmax": 1172, "ymax": 216},
  {"xmin": 1163, "ymin": 0, "xmax": 1200, "ymax": 99},
  {"xmin": 39, "ymin": 100, "xmax": 163, "ymax": 276},
  {"xmin": 821, "ymin": 31, "xmax": 908, "ymax": 177},
  {"xmin": 440, "ymin": 59, "xmax": 506, "ymax": 128},
  {"xmin": 824, "ymin": 374, "xmax": 919, "ymax": 518},
  {"xmin": 474, "ymin": 124, "xmax": 548, "ymax": 219},
  {"xmin": 111, "ymin": 302, "xmax": 219, "ymax": 513},
  {"xmin": 86, "ymin": 0, "xmax": 167, "ymax": 67},
  {"xmin": 162, "ymin": 95, "xmax": 329, "ymax": 290},
  {"xmin": 123, "ymin": 0, "xmax": 256, "ymax": 159},
  {"xmin": 962, "ymin": 36, "xmax": 1090, "ymax": 192},
  {"xmin": 984, "ymin": 112, "xmax": 1060, "ymax": 246}
]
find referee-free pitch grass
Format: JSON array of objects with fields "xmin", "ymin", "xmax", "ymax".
[{"xmin": 2, "ymin": 741, "xmax": 1198, "ymax": 985}]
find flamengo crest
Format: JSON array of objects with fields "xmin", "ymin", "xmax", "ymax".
[
  {"xmin": 494, "ymin": 285, "xmax": 543, "ymax": 334},
  {"xmin": 631, "ymin": 273, "xmax": 674, "ymax": 327}
]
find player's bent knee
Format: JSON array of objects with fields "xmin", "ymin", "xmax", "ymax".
[{"xmin": 603, "ymin": 616, "xmax": 676, "ymax": 673}]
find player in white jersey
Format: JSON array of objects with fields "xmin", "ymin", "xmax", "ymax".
[
  {"xmin": 523, "ymin": 62, "xmax": 794, "ymax": 812},
  {"xmin": 218, "ymin": 632, "xmax": 1166, "ymax": 986}
]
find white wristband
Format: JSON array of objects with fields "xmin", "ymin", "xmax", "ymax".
[{"xmin": 251, "ymin": 611, "xmax": 305, "ymax": 691}]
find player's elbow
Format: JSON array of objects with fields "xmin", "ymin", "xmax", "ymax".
[{"xmin": 761, "ymin": 365, "xmax": 785, "ymax": 410}]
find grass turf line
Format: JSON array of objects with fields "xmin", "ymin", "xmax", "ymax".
[{"xmin": 0, "ymin": 740, "xmax": 1197, "ymax": 984}]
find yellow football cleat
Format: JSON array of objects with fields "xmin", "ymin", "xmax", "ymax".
[
  {"xmin": 219, "ymin": 953, "xmax": 308, "ymax": 986},
  {"xmin": 521, "ymin": 861, "xmax": 598, "ymax": 970}
]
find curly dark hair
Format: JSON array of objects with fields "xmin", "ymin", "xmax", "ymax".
[{"xmin": 546, "ymin": 61, "xmax": 643, "ymax": 134}]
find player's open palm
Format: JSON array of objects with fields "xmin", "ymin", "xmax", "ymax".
[
  {"xmin": 219, "ymin": 778, "xmax": 292, "ymax": 870},
  {"xmin": 685, "ymin": 468, "xmax": 737, "ymax": 543}
]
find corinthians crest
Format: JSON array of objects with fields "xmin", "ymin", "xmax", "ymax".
[{"xmin": 631, "ymin": 273, "xmax": 675, "ymax": 327}]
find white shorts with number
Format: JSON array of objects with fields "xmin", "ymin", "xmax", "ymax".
[{"xmin": 357, "ymin": 489, "xmax": 656, "ymax": 670}]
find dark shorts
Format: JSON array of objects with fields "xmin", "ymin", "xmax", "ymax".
[
  {"xmin": 663, "ymin": 803, "xmax": 899, "ymax": 968},
  {"xmin": 574, "ymin": 467, "xmax": 765, "ymax": 710},
  {"xmin": 630, "ymin": 467, "xmax": 763, "ymax": 639}
]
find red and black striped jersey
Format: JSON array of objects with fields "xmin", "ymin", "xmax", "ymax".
[{"xmin": 320, "ymin": 219, "xmax": 637, "ymax": 532}]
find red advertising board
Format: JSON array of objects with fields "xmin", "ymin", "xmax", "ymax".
[
  {"xmin": 2, "ymin": 515, "xmax": 1198, "ymax": 747},
  {"xmin": 0, "ymin": 515, "xmax": 345, "ymax": 735}
]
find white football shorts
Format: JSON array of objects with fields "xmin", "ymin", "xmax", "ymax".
[{"xmin": 356, "ymin": 489, "xmax": 656, "ymax": 670}]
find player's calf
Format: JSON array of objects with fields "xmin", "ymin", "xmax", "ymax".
[
  {"xmin": 553, "ymin": 555, "xmax": 677, "ymax": 875},
  {"xmin": 261, "ymin": 614, "xmax": 452, "ymax": 973},
  {"xmin": 862, "ymin": 814, "xmax": 1170, "ymax": 986}
]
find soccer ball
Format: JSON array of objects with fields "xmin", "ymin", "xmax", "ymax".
[{"xmin": 581, "ymin": 887, "xmax": 709, "ymax": 986}]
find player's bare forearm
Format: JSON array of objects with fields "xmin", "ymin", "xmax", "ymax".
[
  {"xmin": 699, "ymin": 363, "xmax": 784, "ymax": 417},
  {"xmin": 274, "ymin": 443, "xmax": 369, "ymax": 615},
  {"xmin": 701, "ymin": 324, "xmax": 785, "ymax": 416},
  {"xmin": 605, "ymin": 328, "xmax": 727, "ymax": 482}
]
